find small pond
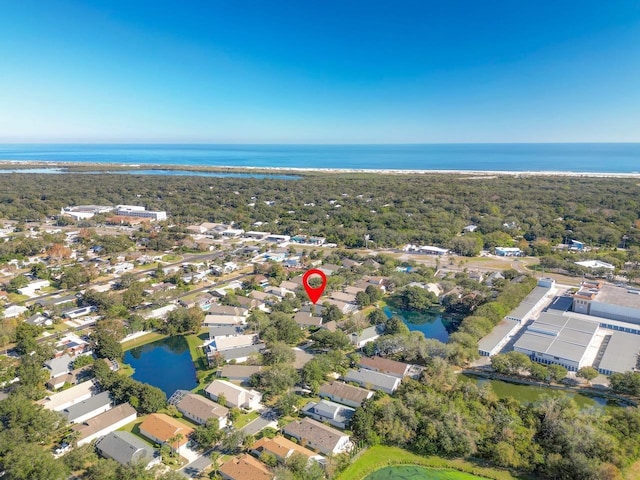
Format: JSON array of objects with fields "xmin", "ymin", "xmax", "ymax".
[
  {"xmin": 463, "ymin": 374, "xmax": 615, "ymax": 410},
  {"xmin": 383, "ymin": 306, "xmax": 452, "ymax": 342},
  {"xmin": 124, "ymin": 336, "xmax": 198, "ymax": 397},
  {"xmin": 365, "ymin": 466, "xmax": 487, "ymax": 479}
]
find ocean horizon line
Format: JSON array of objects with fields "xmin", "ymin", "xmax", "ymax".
[{"xmin": 0, "ymin": 141, "xmax": 639, "ymax": 146}]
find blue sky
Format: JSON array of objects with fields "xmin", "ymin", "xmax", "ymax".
[{"xmin": 1, "ymin": 1, "xmax": 639, "ymax": 143}]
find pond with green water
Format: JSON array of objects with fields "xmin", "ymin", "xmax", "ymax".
[
  {"xmin": 365, "ymin": 466, "xmax": 487, "ymax": 479},
  {"xmin": 464, "ymin": 374, "xmax": 619, "ymax": 410}
]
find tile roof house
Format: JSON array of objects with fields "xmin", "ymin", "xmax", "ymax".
[
  {"xmin": 251, "ymin": 435, "xmax": 323, "ymax": 464},
  {"xmin": 358, "ymin": 356, "xmax": 412, "ymax": 378},
  {"xmin": 204, "ymin": 380, "xmax": 262, "ymax": 411},
  {"xmin": 72, "ymin": 402, "xmax": 137, "ymax": 446},
  {"xmin": 168, "ymin": 390, "xmax": 229, "ymax": 428},
  {"xmin": 62, "ymin": 390, "xmax": 113, "ymax": 424},
  {"xmin": 301, "ymin": 399, "xmax": 355, "ymax": 429},
  {"xmin": 139, "ymin": 413, "xmax": 194, "ymax": 455},
  {"xmin": 318, "ymin": 381, "xmax": 374, "ymax": 408},
  {"xmin": 283, "ymin": 418, "xmax": 352, "ymax": 456},
  {"xmin": 219, "ymin": 454, "xmax": 273, "ymax": 480},
  {"xmin": 96, "ymin": 431, "xmax": 160, "ymax": 468}
]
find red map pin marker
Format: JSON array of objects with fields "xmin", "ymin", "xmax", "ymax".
[{"xmin": 302, "ymin": 268, "xmax": 327, "ymax": 304}]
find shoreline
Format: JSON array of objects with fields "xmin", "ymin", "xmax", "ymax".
[{"xmin": 1, "ymin": 159, "xmax": 640, "ymax": 178}]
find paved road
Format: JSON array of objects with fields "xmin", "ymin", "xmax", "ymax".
[
  {"xmin": 180, "ymin": 453, "xmax": 212, "ymax": 479},
  {"xmin": 240, "ymin": 408, "xmax": 278, "ymax": 436}
]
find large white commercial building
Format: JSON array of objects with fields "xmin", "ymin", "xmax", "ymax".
[
  {"xmin": 513, "ymin": 313, "xmax": 600, "ymax": 372},
  {"xmin": 115, "ymin": 205, "xmax": 167, "ymax": 221},
  {"xmin": 573, "ymin": 282, "xmax": 640, "ymax": 325}
]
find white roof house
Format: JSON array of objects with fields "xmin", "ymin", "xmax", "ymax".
[{"xmin": 204, "ymin": 380, "xmax": 262, "ymax": 411}]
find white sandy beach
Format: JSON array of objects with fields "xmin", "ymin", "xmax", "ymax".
[{"xmin": 1, "ymin": 160, "xmax": 640, "ymax": 178}]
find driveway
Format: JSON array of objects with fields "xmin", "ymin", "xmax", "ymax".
[
  {"xmin": 240, "ymin": 408, "xmax": 278, "ymax": 436},
  {"xmin": 179, "ymin": 453, "xmax": 212, "ymax": 479}
]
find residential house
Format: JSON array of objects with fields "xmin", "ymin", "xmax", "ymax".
[
  {"xmin": 279, "ymin": 280, "xmax": 299, "ymax": 292},
  {"xmin": 250, "ymin": 290, "xmax": 278, "ymax": 307},
  {"xmin": 251, "ymin": 436, "xmax": 323, "ymax": 465},
  {"xmin": 139, "ymin": 413, "xmax": 194, "ymax": 456},
  {"xmin": 318, "ymin": 381, "xmax": 374, "ymax": 408},
  {"xmin": 3, "ymin": 305, "xmax": 27, "ymax": 319},
  {"xmin": 318, "ymin": 264, "xmax": 341, "ymax": 276},
  {"xmin": 46, "ymin": 365, "xmax": 92, "ymax": 391},
  {"xmin": 350, "ymin": 325, "xmax": 385, "ymax": 348},
  {"xmin": 208, "ymin": 325, "xmax": 247, "ymax": 341},
  {"xmin": 283, "ymin": 418, "xmax": 352, "ymax": 456},
  {"xmin": 343, "ymin": 369, "xmax": 401, "ymax": 394},
  {"xmin": 235, "ymin": 296, "xmax": 265, "ymax": 311},
  {"xmin": 209, "ymin": 334, "xmax": 259, "ymax": 352},
  {"xmin": 330, "ymin": 291, "xmax": 357, "ymax": 304},
  {"xmin": 204, "ymin": 380, "xmax": 262, "ymax": 411},
  {"xmin": 209, "ymin": 344, "xmax": 266, "ymax": 365},
  {"xmin": 44, "ymin": 354, "xmax": 74, "ymax": 386},
  {"xmin": 341, "ymin": 258, "xmax": 361, "ymax": 268},
  {"xmin": 324, "ymin": 298, "xmax": 357, "ymax": 315},
  {"xmin": 264, "ymin": 286, "xmax": 292, "ymax": 298},
  {"xmin": 72, "ymin": 402, "xmax": 137, "ymax": 446},
  {"xmin": 168, "ymin": 390, "xmax": 229, "ymax": 428},
  {"xmin": 203, "ymin": 306, "xmax": 248, "ymax": 327},
  {"xmin": 358, "ymin": 356, "xmax": 412, "ymax": 378},
  {"xmin": 301, "ymin": 399, "xmax": 355, "ymax": 429},
  {"xmin": 320, "ymin": 320, "xmax": 338, "ymax": 332},
  {"xmin": 54, "ymin": 333, "xmax": 91, "ymax": 357},
  {"xmin": 25, "ymin": 313, "xmax": 51, "ymax": 327},
  {"xmin": 96, "ymin": 431, "xmax": 160, "ymax": 469},
  {"xmin": 218, "ymin": 365, "xmax": 263, "ymax": 384},
  {"xmin": 62, "ymin": 390, "xmax": 113, "ymax": 424},
  {"xmin": 219, "ymin": 454, "xmax": 273, "ymax": 480},
  {"xmin": 62, "ymin": 306, "xmax": 97, "ymax": 319},
  {"xmin": 17, "ymin": 279, "xmax": 50, "ymax": 296},
  {"xmin": 343, "ymin": 285, "xmax": 366, "ymax": 296},
  {"xmin": 38, "ymin": 380, "xmax": 99, "ymax": 412},
  {"xmin": 293, "ymin": 311, "xmax": 323, "ymax": 329}
]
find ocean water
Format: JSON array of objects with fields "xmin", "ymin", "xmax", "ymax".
[{"xmin": 0, "ymin": 143, "xmax": 639, "ymax": 172}]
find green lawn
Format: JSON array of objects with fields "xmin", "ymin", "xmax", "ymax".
[
  {"xmin": 233, "ymin": 411, "xmax": 259, "ymax": 429},
  {"xmin": 118, "ymin": 363, "xmax": 135, "ymax": 377},
  {"xmin": 337, "ymin": 446, "xmax": 520, "ymax": 480},
  {"xmin": 121, "ymin": 332, "xmax": 167, "ymax": 351},
  {"xmin": 7, "ymin": 293, "xmax": 29, "ymax": 303},
  {"xmin": 184, "ymin": 331, "xmax": 209, "ymax": 371}
]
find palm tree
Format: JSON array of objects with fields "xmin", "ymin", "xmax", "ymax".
[
  {"xmin": 166, "ymin": 433, "xmax": 184, "ymax": 457},
  {"xmin": 208, "ymin": 451, "xmax": 221, "ymax": 476}
]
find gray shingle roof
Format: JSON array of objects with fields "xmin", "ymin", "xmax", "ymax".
[
  {"xmin": 96, "ymin": 431, "xmax": 158, "ymax": 467},
  {"xmin": 62, "ymin": 391, "xmax": 112, "ymax": 422}
]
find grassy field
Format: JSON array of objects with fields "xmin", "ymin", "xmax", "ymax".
[
  {"xmin": 121, "ymin": 331, "xmax": 167, "ymax": 351},
  {"xmin": 337, "ymin": 446, "xmax": 520, "ymax": 480}
]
